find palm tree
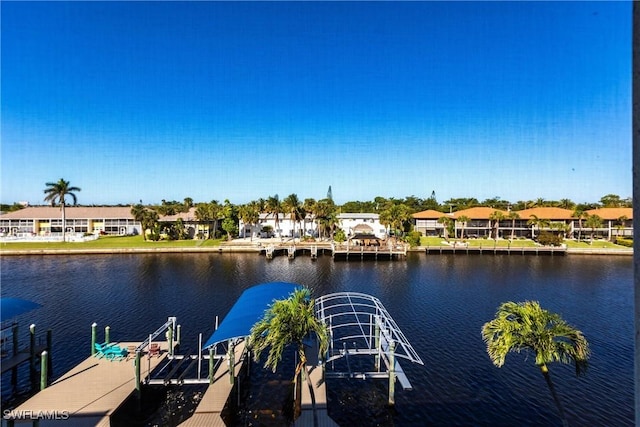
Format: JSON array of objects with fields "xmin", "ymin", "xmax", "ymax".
[
  {"xmin": 43, "ymin": 178, "xmax": 81, "ymax": 241},
  {"xmin": 584, "ymin": 214, "xmax": 603, "ymax": 244},
  {"xmin": 248, "ymin": 288, "xmax": 329, "ymax": 412},
  {"xmin": 527, "ymin": 215, "xmax": 549, "ymax": 240},
  {"xmin": 481, "ymin": 301, "xmax": 589, "ymax": 427},
  {"xmin": 571, "ymin": 208, "xmax": 586, "ymax": 241},
  {"xmin": 507, "ymin": 211, "xmax": 520, "ymax": 241},
  {"xmin": 456, "ymin": 215, "xmax": 470, "ymax": 240},
  {"xmin": 282, "ymin": 193, "xmax": 305, "ymax": 240},
  {"xmin": 266, "ymin": 195, "xmax": 282, "ymax": 240},
  {"xmin": 437, "ymin": 216, "xmax": 453, "ymax": 242},
  {"xmin": 489, "ymin": 211, "xmax": 505, "ymax": 239}
]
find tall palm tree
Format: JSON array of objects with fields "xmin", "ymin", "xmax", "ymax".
[
  {"xmin": 282, "ymin": 193, "xmax": 305, "ymax": 240},
  {"xmin": 571, "ymin": 208, "xmax": 586, "ymax": 241},
  {"xmin": 482, "ymin": 301, "xmax": 589, "ymax": 427},
  {"xmin": 437, "ymin": 216, "xmax": 453, "ymax": 242},
  {"xmin": 248, "ymin": 288, "xmax": 329, "ymax": 412},
  {"xmin": 584, "ymin": 214, "xmax": 603, "ymax": 244},
  {"xmin": 456, "ymin": 215, "xmax": 470, "ymax": 240},
  {"xmin": 489, "ymin": 211, "xmax": 505, "ymax": 239},
  {"xmin": 507, "ymin": 211, "xmax": 520, "ymax": 241},
  {"xmin": 266, "ymin": 194, "xmax": 282, "ymax": 240},
  {"xmin": 43, "ymin": 178, "xmax": 81, "ymax": 241},
  {"xmin": 527, "ymin": 215, "xmax": 549, "ymax": 240}
]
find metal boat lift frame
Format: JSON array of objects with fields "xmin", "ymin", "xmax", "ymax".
[{"xmin": 315, "ymin": 292, "xmax": 424, "ymax": 405}]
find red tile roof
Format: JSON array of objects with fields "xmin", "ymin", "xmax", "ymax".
[
  {"xmin": 412, "ymin": 209, "xmax": 450, "ymax": 219},
  {"xmin": 0, "ymin": 206, "xmax": 135, "ymax": 219},
  {"xmin": 516, "ymin": 207, "xmax": 574, "ymax": 220},
  {"xmin": 451, "ymin": 207, "xmax": 508, "ymax": 220},
  {"xmin": 585, "ymin": 207, "xmax": 633, "ymax": 220}
]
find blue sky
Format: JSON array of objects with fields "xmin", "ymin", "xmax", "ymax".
[{"xmin": 1, "ymin": 2, "xmax": 631, "ymax": 206}]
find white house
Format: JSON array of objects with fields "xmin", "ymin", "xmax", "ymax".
[
  {"xmin": 337, "ymin": 213, "xmax": 387, "ymax": 239},
  {"xmin": 239, "ymin": 213, "xmax": 319, "ymax": 239}
]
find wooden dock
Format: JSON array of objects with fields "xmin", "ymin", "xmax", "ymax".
[
  {"xmin": 179, "ymin": 341, "xmax": 246, "ymax": 427},
  {"xmin": 332, "ymin": 243, "xmax": 408, "ymax": 259},
  {"xmin": 423, "ymin": 245, "xmax": 566, "ymax": 255},
  {"xmin": 6, "ymin": 341, "xmax": 169, "ymax": 426},
  {"xmin": 295, "ymin": 364, "xmax": 338, "ymax": 427}
]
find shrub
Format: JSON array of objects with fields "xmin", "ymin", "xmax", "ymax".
[
  {"xmin": 405, "ymin": 231, "xmax": 422, "ymax": 247},
  {"xmin": 334, "ymin": 229, "xmax": 346, "ymax": 243},
  {"xmin": 537, "ymin": 231, "xmax": 563, "ymax": 246},
  {"xmin": 615, "ymin": 237, "xmax": 633, "ymax": 248}
]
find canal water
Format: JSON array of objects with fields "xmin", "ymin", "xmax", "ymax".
[{"xmin": 1, "ymin": 253, "xmax": 634, "ymax": 426}]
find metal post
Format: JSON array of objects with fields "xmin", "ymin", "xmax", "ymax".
[
  {"xmin": 40, "ymin": 351, "xmax": 48, "ymax": 390},
  {"xmin": 168, "ymin": 326, "xmax": 173, "ymax": 357},
  {"xmin": 91, "ymin": 323, "xmax": 97, "ymax": 356},
  {"xmin": 229, "ymin": 340, "xmax": 235, "ymax": 385},
  {"xmin": 209, "ymin": 347, "xmax": 214, "ymax": 384},
  {"xmin": 29, "ymin": 324, "xmax": 36, "ymax": 389},
  {"xmin": 105, "ymin": 326, "xmax": 110, "ymax": 345},
  {"xmin": 374, "ymin": 318, "xmax": 381, "ymax": 371},
  {"xmin": 388, "ymin": 341, "xmax": 396, "ymax": 406},
  {"xmin": 198, "ymin": 333, "xmax": 202, "ymax": 380},
  {"xmin": 177, "ymin": 325, "xmax": 181, "ymax": 346}
]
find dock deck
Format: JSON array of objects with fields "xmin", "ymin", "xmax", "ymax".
[
  {"xmin": 179, "ymin": 341, "xmax": 246, "ymax": 427},
  {"xmin": 295, "ymin": 364, "xmax": 338, "ymax": 427},
  {"xmin": 6, "ymin": 341, "xmax": 169, "ymax": 426}
]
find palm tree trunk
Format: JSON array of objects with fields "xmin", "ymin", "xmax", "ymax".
[
  {"xmin": 61, "ymin": 203, "xmax": 66, "ymax": 242},
  {"xmin": 511, "ymin": 219, "xmax": 516, "ymax": 241},
  {"xmin": 540, "ymin": 364, "xmax": 569, "ymax": 427}
]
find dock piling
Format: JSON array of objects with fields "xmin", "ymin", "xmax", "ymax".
[
  {"xmin": 105, "ymin": 326, "xmax": 110, "ymax": 345},
  {"xmin": 40, "ymin": 351, "xmax": 48, "ymax": 390},
  {"xmin": 29, "ymin": 324, "xmax": 36, "ymax": 389},
  {"xmin": 91, "ymin": 322, "xmax": 97, "ymax": 356},
  {"xmin": 46, "ymin": 329, "xmax": 53, "ymax": 376},
  {"xmin": 12, "ymin": 323, "xmax": 19, "ymax": 387}
]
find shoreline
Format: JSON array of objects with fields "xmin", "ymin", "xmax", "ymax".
[{"xmin": 0, "ymin": 245, "xmax": 632, "ymax": 256}]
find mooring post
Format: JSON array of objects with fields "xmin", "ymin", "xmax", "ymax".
[
  {"xmin": 91, "ymin": 322, "xmax": 97, "ymax": 356},
  {"xmin": 388, "ymin": 340, "xmax": 396, "ymax": 406},
  {"xmin": 229, "ymin": 340, "xmax": 235, "ymax": 385},
  {"xmin": 209, "ymin": 347, "xmax": 214, "ymax": 384},
  {"xmin": 40, "ymin": 351, "xmax": 48, "ymax": 390},
  {"xmin": 46, "ymin": 329, "xmax": 53, "ymax": 377},
  {"xmin": 135, "ymin": 351, "xmax": 141, "ymax": 398},
  {"xmin": 177, "ymin": 324, "xmax": 181, "ymax": 346},
  {"xmin": 168, "ymin": 326, "xmax": 173, "ymax": 357},
  {"xmin": 105, "ymin": 326, "xmax": 110, "ymax": 345},
  {"xmin": 29, "ymin": 324, "xmax": 36, "ymax": 389}
]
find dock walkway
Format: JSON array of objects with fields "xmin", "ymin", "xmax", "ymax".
[
  {"xmin": 295, "ymin": 364, "xmax": 338, "ymax": 427},
  {"xmin": 6, "ymin": 341, "xmax": 168, "ymax": 426},
  {"xmin": 179, "ymin": 341, "xmax": 246, "ymax": 427}
]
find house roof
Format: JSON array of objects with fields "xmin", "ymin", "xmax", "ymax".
[
  {"xmin": 412, "ymin": 209, "xmax": 449, "ymax": 219},
  {"xmin": 585, "ymin": 207, "xmax": 633, "ymax": 220},
  {"xmin": 451, "ymin": 207, "xmax": 508, "ymax": 220},
  {"xmin": 0, "ymin": 206, "xmax": 135, "ymax": 220},
  {"xmin": 160, "ymin": 207, "xmax": 199, "ymax": 222},
  {"xmin": 338, "ymin": 213, "xmax": 379, "ymax": 220},
  {"xmin": 352, "ymin": 223, "xmax": 374, "ymax": 233},
  {"xmin": 516, "ymin": 207, "xmax": 574, "ymax": 220}
]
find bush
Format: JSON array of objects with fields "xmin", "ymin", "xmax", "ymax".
[
  {"xmin": 334, "ymin": 229, "xmax": 346, "ymax": 243},
  {"xmin": 405, "ymin": 231, "xmax": 422, "ymax": 247},
  {"xmin": 615, "ymin": 237, "xmax": 633, "ymax": 247},
  {"xmin": 537, "ymin": 231, "xmax": 563, "ymax": 247}
]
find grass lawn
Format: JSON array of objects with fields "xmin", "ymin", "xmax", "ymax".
[
  {"xmin": 0, "ymin": 235, "xmax": 224, "ymax": 251},
  {"xmin": 563, "ymin": 239, "xmax": 630, "ymax": 249},
  {"xmin": 420, "ymin": 236, "xmax": 538, "ymax": 248}
]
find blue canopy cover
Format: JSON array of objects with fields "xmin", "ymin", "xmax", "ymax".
[
  {"xmin": 202, "ymin": 282, "xmax": 302, "ymax": 350},
  {"xmin": 1, "ymin": 298, "xmax": 42, "ymax": 322}
]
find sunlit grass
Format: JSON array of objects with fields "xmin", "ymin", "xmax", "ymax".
[
  {"xmin": 563, "ymin": 239, "xmax": 630, "ymax": 249},
  {"xmin": 0, "ymin": 235, "xmax": 224, "ymax": 250}
]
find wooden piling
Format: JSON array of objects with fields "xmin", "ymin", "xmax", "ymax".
[
  {"xmin": 388, "ymin": 341, "xmax": 396, "ymax": 406},
  {"xmin": 40, "ymin": 351, "xmax": 48, "ymax": 390},
  {"xmin": 91, "ymin": 323, "xmax": 97, "ymax": 356}
]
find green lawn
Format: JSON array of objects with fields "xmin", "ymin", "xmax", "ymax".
[
  {"xmin": 0, "ymin": 235, "xmax": 224, "ymax": 250},
  {"xmin": 419, "ymin": 235, "xmax": 631, "ymax": 250}
]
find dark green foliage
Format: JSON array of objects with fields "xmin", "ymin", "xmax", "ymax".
[
  {"xmin": 537, "ymin": 231, "xmax": 563, "ymax": 246},
  {"xmin": 405, "ymin": 231, "xmax": 422, "ymax": 247}
]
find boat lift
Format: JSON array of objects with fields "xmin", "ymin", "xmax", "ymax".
[{"xmin": 315, "ymin": 292, "xmax": 424, "ymax": 405}]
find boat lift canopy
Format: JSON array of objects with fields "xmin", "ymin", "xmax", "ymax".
[{"xmin": 202, "ymin": 282, "xmax": 301, "ymax": 350}]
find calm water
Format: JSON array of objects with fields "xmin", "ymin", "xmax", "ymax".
[{"xmin": 1, "ymin": 253, "xmax": 634, "ymax": 426}]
